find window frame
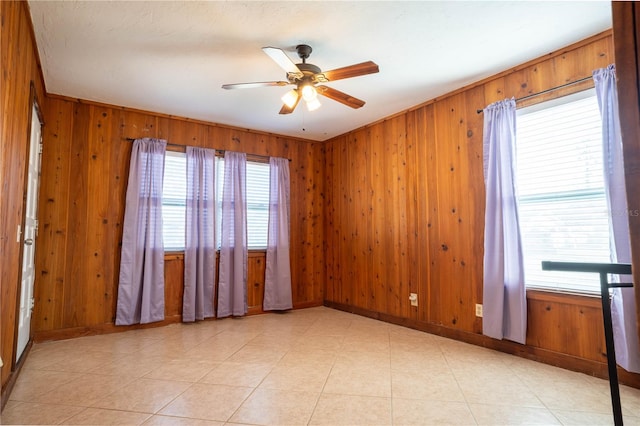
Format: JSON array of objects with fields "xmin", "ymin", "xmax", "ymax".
[
  {"xmin": 162, "ymin": 150, "xmax": 188, "ymax": 253},
  {"xmin": 161, "ymin": 149, "xmax": 271, "ymax": 253},
  {"xmin": 515, "ymin": 86, "xmax": 611, "ymax": 296}
]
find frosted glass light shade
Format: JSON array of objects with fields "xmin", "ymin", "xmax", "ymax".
[
  {"xmin": 301, "ymin": 85, "xmax": 317, "ymax": 102},
  {"xmin": 281, "ymin": 89, "xmax": 298, "ymax": 108},
  {"xmin": 306, "ymin": 97, "xmax": 321, "ymax": 111}
]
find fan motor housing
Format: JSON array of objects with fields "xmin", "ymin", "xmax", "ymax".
[
  {"xmin": 297, "ymin": 63, "xmax": 321, "ymax": 75},
  {"xmin": 287, "ymin": 62, "xmax": 321, "ymax": 84}
]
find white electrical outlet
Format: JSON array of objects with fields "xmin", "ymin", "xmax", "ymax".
[
  {"xmin": 409, "ymin": 293, "xmax": 418, "ymax": 307},
  {"xmin": 475, "ymin": 304, "xmax": 483, "ymax": 317}
]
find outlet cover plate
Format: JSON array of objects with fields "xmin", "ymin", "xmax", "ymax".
[{"xmin": 409, "ymin": 293, "xmax": 418, "ymax": 307}]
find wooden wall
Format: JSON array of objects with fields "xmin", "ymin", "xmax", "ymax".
[
  {"xmin": 324, "ymin": 31, "xmax": 639, "ymax": 385},
  {"xmin": 612, "ymin": 1, "xmax": 640, "ymax": 353},
  {"xmin": 32, "ymin": 97, "xmax": 325, "ymax": 339},
  {"xmin": 0, "ymin": 0, "xmax": 47, "ymax": 392}
]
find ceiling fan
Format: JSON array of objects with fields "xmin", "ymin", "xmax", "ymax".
[{"xmin": 222, "ymin": 44, "xmax": 379, "ymax": 114}]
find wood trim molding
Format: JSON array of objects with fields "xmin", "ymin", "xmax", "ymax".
[
  {"xmin": 32, "ymin": 301, "xmax": 323, "ymax": 343},
  {"xmin": 526, "ymin": 289, "xmax": 601, "ymax": 308},
  {"xmin": 33, "ymin": 315, "xmax": 183, "ymax": 343},
  {"xmin": 12, "ymin": 83, "xmax": 40, "ymax": 372}
]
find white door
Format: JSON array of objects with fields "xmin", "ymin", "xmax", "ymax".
[{"xmin": 16, "ymin": 104, "xmax": 42, "ymax": 361}]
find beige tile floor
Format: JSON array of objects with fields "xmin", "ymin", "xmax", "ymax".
[{"xmin": 2, "ymin": 306, "xmax": 640, "ymax": 425}]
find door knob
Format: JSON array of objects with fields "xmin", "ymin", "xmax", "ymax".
[{"xmin": 24, "ymin": 238, "xmax": 33, "ymax": 246}]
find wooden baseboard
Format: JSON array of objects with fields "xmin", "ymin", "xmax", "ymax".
[
  {"xmin": 247, "ymin": 299, "xmax": 323, "ymax": 316},
  {"xmin": 32, "ymin": 315, "xmax": 183, "ymax": 343},
  {"xmin": 293, "ymin": 300, "xmax": 324, "ymax": 310},
  {"xmin": 32, "ymin": 301, "xmax": 323, "ymax": 343},
  {"xmin": 323, "ymin": 300, "xmax": 640, "ymax": 389}
]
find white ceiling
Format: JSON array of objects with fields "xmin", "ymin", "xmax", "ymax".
[{"xmin": 28, "ymin": 1, "xmax": 612, "ymax": 142}]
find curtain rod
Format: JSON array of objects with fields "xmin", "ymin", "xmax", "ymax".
[
  {"xmin": 124, "ymin": 137, "xmax": 291, "ymax": 162},
  {"xmin": 476, "ymin": 75, "xmax": 593, "ymax": 114}
]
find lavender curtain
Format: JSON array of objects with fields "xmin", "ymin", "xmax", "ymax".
[
  {"xmin": 183, "ymin": 147, "xmax": 216, "ymax": 322},
  {"xmin": 593, "ymin": 65, "xmax": 640, "ymax": 373},
  {"xmin": 217, "ymin": 151, "xmax": 248, "ymax": 317},
  {"xmin": 482, "ymin": 99, "xmax": 527, "ymax": 344},
  {"xmin": 264, "ymin": 157, "xmax": 293, "ymax": 311},
  {"xmin": 116, "ymin": 138, "xmax": 167, "ymax": 325}
]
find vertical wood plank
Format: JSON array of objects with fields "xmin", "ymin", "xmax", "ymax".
[
  {"xmin": 34, "ymin": 98, "xmax": 73, "ymax": 332},
  {"xmin": 85, "ymin": 105, "xmax": 111, "ymax": 325},
  {"xmin": 312, "ymin": 142, "xmax": 326, "ymax": 303},
  {"xmin": 62, "ymin": 103, "xmax": 90, "ymax": 327},
  {"xmin": 370, "ymin": 124, "xmax": 386, "ymax": 313},
  {"xmin": 464, "ymin": 85, "xmax": 486, "ymax": 334},
  {"xmin": 422, "ymin": 104, "xmax": 437, "ymax": 324}
]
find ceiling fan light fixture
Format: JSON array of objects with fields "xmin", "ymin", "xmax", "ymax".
[
  {"xmin": 222, "ymin": 45, "xmax": 379, "ymax": 115},
  {"xmin": 305, "ymin": 97, "xmax": 321, "ymax": 111},
  {"xmin": 281, "ymin": 89, "xmax": 298, "ymax": 108},
  {"xmin": 301, "ymin": 84, "xmax": 318, "ymax": 102}
]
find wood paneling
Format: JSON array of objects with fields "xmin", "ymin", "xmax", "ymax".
[
  {"xmin": 323, "ymin": 30, "xmax": 638, "ymax": 381},
  {"xmin": 164, "ymin": 254, "xmax": 185, "ymax": 319},
  {"xmin": 612, "ymin": 1, "xmax": 640, "ymax": 348},
  {"xmin": 526, "ymin": 291, "xmax": 606, "ymax": 363},
  {"xmin": 1, "ymin": 0, "xmax": 47, "ymax": 393},
  {"xmin": 247, "ymin": 252, "xmax": 266, "ymax": 315},
  {"xmin": 32, "ymin": 98, "xmax": 325, "ymax": 338}
]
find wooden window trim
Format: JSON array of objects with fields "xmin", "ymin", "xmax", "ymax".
[{"xmin": 526, "ymin": 288, "xmax": 601, "ymax": 308}]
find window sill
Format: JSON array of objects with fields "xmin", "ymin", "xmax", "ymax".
[
  {"xmin": 164, "ymin": 249, "xmax": 267, "ymax": 261},
  {"xmin": 164, "ymin": 251, "xmax": 184, "ymax": 261}
]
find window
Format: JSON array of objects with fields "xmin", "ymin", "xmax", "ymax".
[
  {"xmin": 215, "ymin": 158, "xmax": 270, "ymax": 249},
  {"xmin": 516, "ymin": 89, "xmax": 610, "ymax": 294},
  {"xmin": 162, "ymin": 151, "xmax": 187, "ymax": 251},
  {"xmin": 161, "ymin": 152, "xmax": 270, "ymax": 251}
]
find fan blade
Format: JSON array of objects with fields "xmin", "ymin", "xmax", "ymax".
[
  {"xmin": 222, "ymin": 81, "xmax": 289, "ymax": 90},
  {"xmin": 279, "ymin": 90, "xmax": 301, "ymax": 115},
  {"xmin": 315, "ymin": 61, "xmax": 379, "ymax": 83},
  {"xmin": 316, "ymin": 86, "xmax": 365, "ymax": 109},
  {"xmin": 262, "ymin": 47, "xmax": 303, "ymax": 80}
]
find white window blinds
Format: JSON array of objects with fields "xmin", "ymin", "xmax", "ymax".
[
  {"xmin": 162, "ymin": 151, "xmax": 187, "ymax": 251},
  {"xmin": 161, "ymin": 153, "xmax": 270, "ymax": 251},
  {"xmin": 215, "ymin": 158, "xmax": 269, "ymax": 249},
  {"xmin": 516, "ymin": 89, "xmax": 610, "ymax": 294}
]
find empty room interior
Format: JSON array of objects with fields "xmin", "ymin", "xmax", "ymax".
[{"xmin": 2, "ymin": 1, "xmax": 640, "ymax": 425}]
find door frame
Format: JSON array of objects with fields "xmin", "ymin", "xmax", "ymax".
[{"xmin": 12, "ymin": 82, "xmax": 44, "ymax": 368}]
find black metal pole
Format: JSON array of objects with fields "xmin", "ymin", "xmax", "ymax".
[
  {"xmin": 599, "ymin": 270, "xmax": 624, "ymax": 426},
  {"xmin": 541, "ymin": 261, "xmax": 632, "ymax": 426}
]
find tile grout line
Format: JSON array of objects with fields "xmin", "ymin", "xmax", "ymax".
[
  {"xmin": 388, "ymin": 327, "xmax": 395, "ymax": 426},
  {"xmin": 438, "ymin": 338, "xmax": 479, "ymax": 425},
  {"xmin": 305, "ymin": 316, "xmax": 340, "ymax": 425}
]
